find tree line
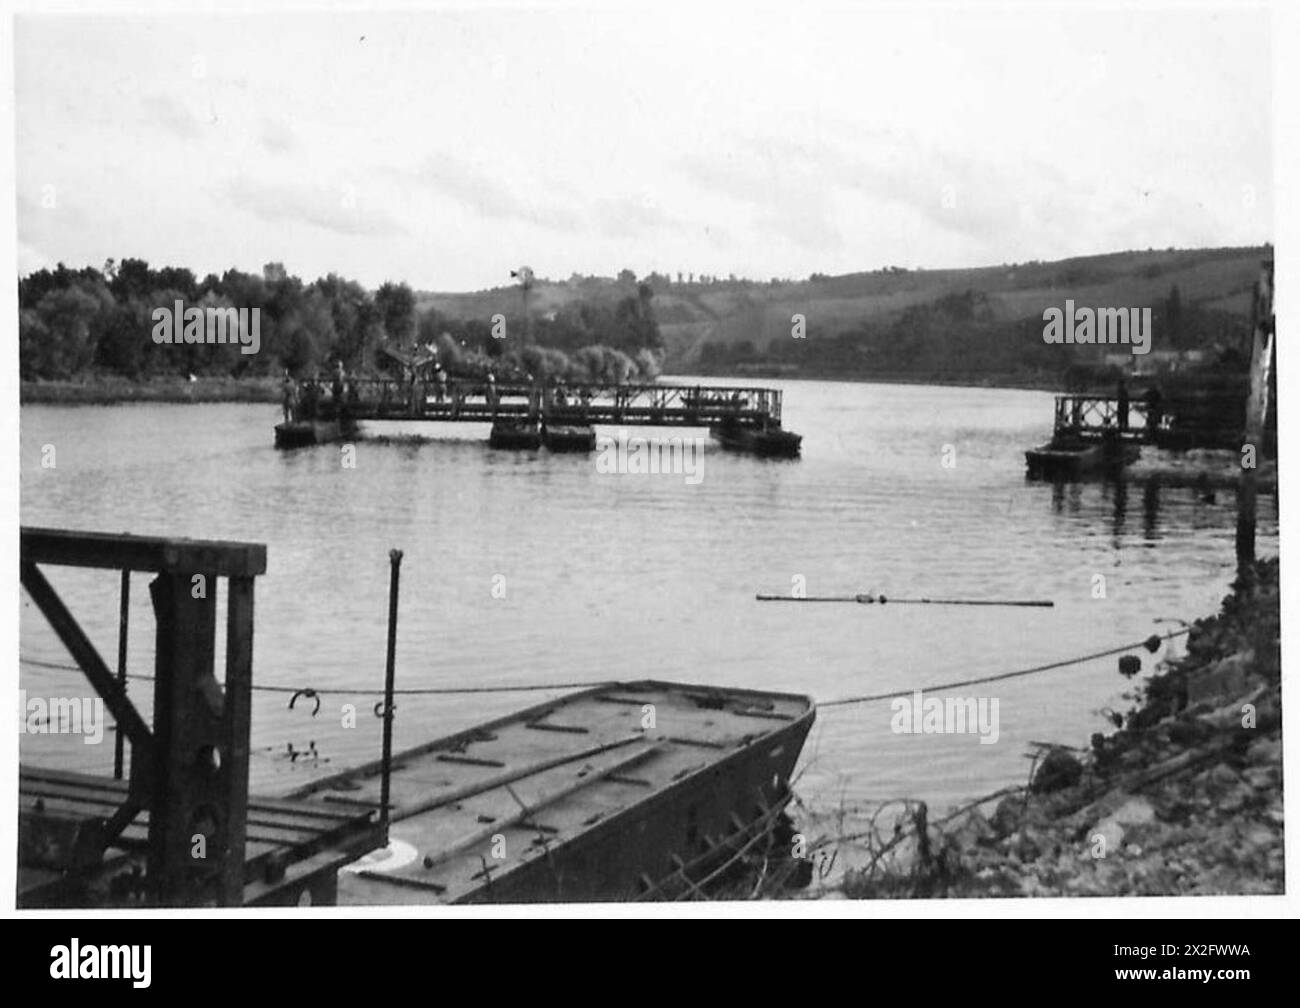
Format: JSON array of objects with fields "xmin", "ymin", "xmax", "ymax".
[
  {"xmin": 18, "ymin": 259, "xmax": 665, "ymax": 385},
  {"xmin": 697, "ymin": 286, "xmax": 1248, "ymax": 385}
]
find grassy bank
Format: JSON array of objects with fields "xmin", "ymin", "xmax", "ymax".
[{"xmin": 21, "ymin": 375, "xmax": 281, "ymax": 405}]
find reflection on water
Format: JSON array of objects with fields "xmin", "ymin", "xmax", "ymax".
[
  {"xmin": 18, "ymin": 379, "xmax": 1278, "ymax": 812},
  {"xmin": 1051, "ymin": 477, "xmax": 1223, "ymax": 547}
]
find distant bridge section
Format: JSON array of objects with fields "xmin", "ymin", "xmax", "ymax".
[
  {"xmin": 1053, "ymin": 395, "xmax": 1164, "ymax": 443},
  {"xmin": 292, "ymin": 379, "xmax": 786, "ymax": 430}
]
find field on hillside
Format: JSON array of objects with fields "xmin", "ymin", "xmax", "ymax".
[{"xmin": 416, "ymin": 246, "xmax": 1269, "ymax": 375}]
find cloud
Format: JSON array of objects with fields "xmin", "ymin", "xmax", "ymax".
[
  {"xmin": 829, "ymin": 134, "xmax": 1059, "ymax": 244},
  {"xmin": 141, "ymin": 94, "xmax": 201, "ymax": 139},
  {"xmin": 712, "ymin": 127, "xmax": 1079, "ymax": 254},
  {"xmin": 413, "ymin": 153, "xmax": 583, "ymax": 231},
  {"xmin": 16, "ymin": 188, "xmax": 89, "ymax": 239},
  {"xmin": 591, "ymin": 194, "xmax": 680, "ymax": 238},
  {"xmin": 225, "ymin": 176, "xmax": 406, "ymax": 237},
  {"xmin": 18, "ymin": 239, "xmax": 52, "ymax": 275},
  {"xmin": 260, "ymin": 118, "xmax": 297, "ymax": 154},
  {"xmin": 678, "ymin": 151, "xmax": 844, "ymax": 250}
]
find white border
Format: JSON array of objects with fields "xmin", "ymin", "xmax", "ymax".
[{"xmin": 1, "ymin": 0, "xmax": 1294, "ymax": 921}]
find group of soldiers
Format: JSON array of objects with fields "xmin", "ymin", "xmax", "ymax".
[
  {"xmin": 280, "ymin": 357, "xmax": 690, "ymax": 425},
  {"xmin": 281, "ymin": 362, "xmax": 354, "ymax": 423},
  {"xmin": 684, "ymin": 388, "xmax": 751, "ymax": 411},
  {"xmin": 1114, "ymin": 378, "xmax": 1164, "ymax": 434},
  {"xmin": 280, "ymin": 358, "xmax": 505, "ymax": 423},
  {"xmin": 1058, "ymin": 378, "xmax": 1164, "ymax": 436}
]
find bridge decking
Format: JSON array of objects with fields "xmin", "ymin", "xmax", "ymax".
[{"xmin": 290, "ymin": 379, "xmax": 786, "ymax": 429}]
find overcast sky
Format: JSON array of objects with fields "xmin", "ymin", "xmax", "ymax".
[{"xmin": 14, "ymin": 5, "xmax": 1272, "ymax": 291}]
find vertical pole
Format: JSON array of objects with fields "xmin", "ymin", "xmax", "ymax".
[
  {"xmin": 146, "ymin": 570, "xmax": 218, "ymax": 906},
  {"xmin": 114, "ymin": 569, "xmax": 129, "ymax": 780},
  {"xmin": 1237, "ymin": 260, "xmax": 1274, "ymax": 573},
  {"xmin": 221, "ymin": 576, "xmax": 255, "ymax": 907},
  {"xmin": 380, "ymin": 549, "xmax": 403, "ymax": 830}
]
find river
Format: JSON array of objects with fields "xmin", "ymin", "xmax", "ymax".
[{"xmin": 18, "ymin": 378, "xmax": 1277, "ymax": 815}]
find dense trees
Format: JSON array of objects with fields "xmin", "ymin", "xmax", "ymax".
[
  {"xmin": 374, "ymin": 281, "xmax": 416, "ymax": 346},
  {"xmin": 696, "ymin": 286, "xmax": 1247, "ymax": 383},
  {"xmin": 18, "ymin": 260, "xmax": 664, "ymax": 383}
]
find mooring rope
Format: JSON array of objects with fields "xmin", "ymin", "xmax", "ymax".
[
  {"xmin": 19, "ymin": 626, "xmax": 1190, "ymax": 706},
  {"xmin": 815, "ymin": 627, "xmax": 1191, "ymax": 708},
  {"xmin": 16, "ymin": 657, "xmax": 612, "ymax": 696}
]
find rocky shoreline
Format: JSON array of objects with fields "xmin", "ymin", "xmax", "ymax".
[{"xmin": 778, "ymin": 557, "xmax": 1283, "ymax": 900}]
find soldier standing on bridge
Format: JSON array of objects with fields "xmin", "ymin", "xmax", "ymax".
[
  {"xmin": 1144, "ymin": 384, "xmax": 1163, "ymax": 437},
  {"xmin": 301, "ymin": 372, "xmax": 320, "ymax": 420},
  {"xmin": 281, "ymin": 369, "xmax": 297, "ymax": 423},
  {"xmin": 524, "ymin": 372, "xmax": 538, "ymax": 419},
  {"xmin": 332, "ymin": 361, "xmax": 348, "ymax": 422},
  {"xmin": 1116, "ymin": 377, "xmax": 1130, "ymax": 431}
]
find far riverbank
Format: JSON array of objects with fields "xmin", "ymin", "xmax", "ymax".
[
  {"xmin": 21, "ymin": 376, "xmax": 281, "ymax": 406},
  {"xmin": 684, "ymin": 365, "xmax": 1064, "ymax": 394},
  {"xmin": 21, "ymin": 369, "xmax": 1068, "ymax": 407}
]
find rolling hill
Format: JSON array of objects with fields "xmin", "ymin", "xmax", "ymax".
[{"xmin": 416, "ymin": 245, "xmax": 1270, "ymax": 380}]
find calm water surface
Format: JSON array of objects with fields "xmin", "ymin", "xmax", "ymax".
[{"xmin": 19, "ymin": 378, "xmax": 1277, "ymax": 814}]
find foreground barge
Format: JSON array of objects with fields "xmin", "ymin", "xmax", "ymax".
[
  {"xmin": 295, "ymin": 680, "xmax": 815, "ymax": 903},
  {"xmin": 19, "ymin": 526, "xmax": 814, "ymax": 906}
]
